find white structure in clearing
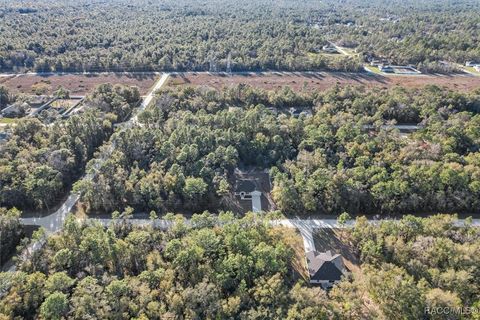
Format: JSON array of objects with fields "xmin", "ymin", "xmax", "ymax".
[{"xmin": 234, "ymin": 180, "xmax": 262, "ymax": 212}]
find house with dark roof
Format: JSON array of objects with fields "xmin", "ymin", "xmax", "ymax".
[
  {"xmin": 234, "ymin": 180, "xmax": 256, "ymax": 198},
  {"xmin": 234, "ymin": 179, "xmax": 262, "ymax": 212},
  {"xmin": 306, "ymin": 250, "xmax": 347, "ymax": 288},
  {"xmin": 233, "ymin": 168, "xmax": 273, "ymax": 213}
]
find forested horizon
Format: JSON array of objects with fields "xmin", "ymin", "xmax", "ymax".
[{"xmin": 1, "ymin": 0, "xmax": 478, "ymax": 73}]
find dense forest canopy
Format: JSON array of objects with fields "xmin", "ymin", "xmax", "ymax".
[
  {"xmin": 0, "ymin": 213, "xmax": 332, "ymax": 319},
  {"xmin": 317, "ymin": 0, "xmax": 480, "ymax": 67},
  {"xmin": 272, "ymin": 85, "xmax": 480, "ymax": 215},
  {"xmin": 0, "ymin": 207, "xmax": 22, "ymax": 264},
  {"xmin": 0, "ymin": 84, "xmax": 140, "ymax": 210},
  {"xmin": 72, "ymin": 84, "xmax": 480, "ymax": 216},
  {"xmin": 0, "ymin": 0, "xmax": 478, "ymax": 72},
  {"xmin": 1, "ymin": 1, "xmax": 480, "ymax": 318},
  {"xmin": 0, "ymin": 213, "xmax": 478, "ymax": 319},
  {"xmin": 345, "ymin": 214, "xmax": 480, "ymax": 319},
  {"xmin": 3, "ymin": 81, "xmax": 480, "ymax": 216},
  {"xmin": 0, "ymin": 0, "xmax": 353, "ymax": 72}
]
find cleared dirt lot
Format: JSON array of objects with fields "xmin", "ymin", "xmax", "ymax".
[
  {"xmin": 0, "ymin": 73, "xmax": 158, "ymax": 95},
  {"xmin": 313, "ymin": 228, "xmax": 360, "ymax": 273},
  {"xmin": 169, "ymin": 72, "xmax": 480, "ymax": 92}
]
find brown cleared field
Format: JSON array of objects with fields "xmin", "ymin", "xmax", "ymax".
[
  {"xmin": 169, "ymin": 72, "xmax": 480, "ymax": 92},
  {"xmin": 1, "ymin": 73, "xmax": 158, "ymax": 95}
]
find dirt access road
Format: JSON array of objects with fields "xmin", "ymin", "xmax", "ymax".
[
  {"xmin": 0, "ymin": 72, "xmax": 158, "ymax": 95},
  {"xmin": 2, "ymin": 71, "xmax": 480, "ymax": 95},
  {"xmin": 168, "ymin": 71, "xmax": 480, "ymax": 92}
]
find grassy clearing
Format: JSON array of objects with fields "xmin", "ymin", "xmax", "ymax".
[
  {"xmin": 332, "ymin": 44, "xmax": 360, "ymax": 57},
  {"xmin": 364, "ymin": 65, "xmax": 383, "ymax": 74},
  {"xmin": 340, "ymin": 46, "xmax": 357, "ymax": 56},
  {"xmin": 50, "ymin": 99, "xmax": 77, "ymax": 109},
  {"xmin": 465, "ymin": 66, "xmax": 480, "ymax": 75},
  {"xmin": 0, "ymin": 117, "xmax": 17, "ymax": 124}
]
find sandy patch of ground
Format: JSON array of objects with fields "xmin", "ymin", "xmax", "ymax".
[{"xmin": 313, "ymin": 228, "xmax": 360, "ymax": 273}]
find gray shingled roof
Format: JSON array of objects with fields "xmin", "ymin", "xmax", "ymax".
[
  {"xmin": 306, "ymin": 250, "xmax": 346, "ymax": 281},
  {"xmin": 235, "ymin": 180, "xmax": 256, "ymax": 193}
]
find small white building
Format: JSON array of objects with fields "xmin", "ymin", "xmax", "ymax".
[
  {"xmin": 322, "ymin": 45, "xmax": 338, "ymax": 54},
  {"xmin": 234, "ymin": 180, "xmax": 262, "ymax": 212}
]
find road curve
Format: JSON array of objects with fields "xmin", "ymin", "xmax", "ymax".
[
  {"xmin": 11, "ymin": 69, "xmax": 480, "ymax": 270},
  {"xmin": 20, "ymin": 73, "xmax": 170, "ymax": 233}
]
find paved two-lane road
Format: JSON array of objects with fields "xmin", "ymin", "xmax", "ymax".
[
  {"xmin": 274, "ymin": 217, "xmax": 480, "ymax": 254},
  {"xmin": 88, "ymin": 216, "xmax": 480, "ymax": 255},
  {"xmin": 16, "ymin": 212, "xmax": 480, "ymax": 273}
]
